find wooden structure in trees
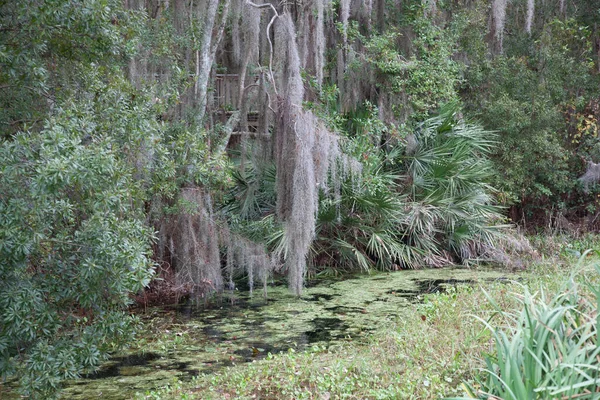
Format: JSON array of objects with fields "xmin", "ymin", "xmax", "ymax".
[{"xmin": 213, "ymin": 73, "xmax": 260, "ymax": 134}]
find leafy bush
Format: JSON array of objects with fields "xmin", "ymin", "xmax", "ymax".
[
  {"xmin": 361, "ymin": 9, "xmax": 461, "ymax": 128},
  {"xmin": 314, "ymin": 106, "xmax": 506, "ymax": 271},
  {"xmin": 460, "ymin": 11, "xmax": 600, "ymax": 218},
  {"xmin": 404, "ymin": 107, "xmax": 506, "ymax": 262},
  {"xmin": 224, "ymin": 106, "xmax": 506, "ymax": 274},
  {"xmin": 0, "ymin": 109, "xmax": 154, "ymax": 398}
]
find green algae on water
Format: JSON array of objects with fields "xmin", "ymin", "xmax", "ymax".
[{"xmin": 57, "ymin": 267, "xmax": 513, "ymax": 399}]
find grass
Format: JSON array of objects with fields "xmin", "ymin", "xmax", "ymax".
[
  {"xmin": 135, "ymin": 284, "xmax": 503, "ymax": 399},
  {"xmin": 461, "ymin": 256, "xmax": 600, "ymax": 400},
  {"xmin": 135, "ymin": 241, "xmax": 600, "ymax": 400}
]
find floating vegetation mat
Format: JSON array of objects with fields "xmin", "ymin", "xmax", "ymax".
[{"xmin": 57, "ymin": 268, "xmax": 512, "ymax": 399}]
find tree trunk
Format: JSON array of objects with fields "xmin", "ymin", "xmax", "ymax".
[{"xmin": 195, "ymin": 0, "xmax": 221, "ymax": 125}]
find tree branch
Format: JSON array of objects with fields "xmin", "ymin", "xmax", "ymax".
[{"xmin": 245, "ymin": 1, "xmax": 279, "ymax": 96}]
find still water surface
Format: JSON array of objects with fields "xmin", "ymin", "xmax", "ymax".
[{"xmin": 22, "ymin": 268, "xmax": 514, "ymax": 399}]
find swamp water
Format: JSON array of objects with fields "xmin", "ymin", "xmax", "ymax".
[{"xmin": 57, "ymin": 268, "xmax": 511, "ymax": 399}]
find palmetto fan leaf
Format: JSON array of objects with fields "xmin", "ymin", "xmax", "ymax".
[
  {"xmin": 222, "ymin": 164, "xmax": 277, "ymax": 220},
  {"xmin": 310, "ymin": 106, "xmax": 506, "ymax": 271},
  {"xmin": 223, "ymin": 105, "xmax": 508, "ymax": 276},
  {"xmin": 403, "ymin": 106, "xmax": 505, "ymax": 264}
]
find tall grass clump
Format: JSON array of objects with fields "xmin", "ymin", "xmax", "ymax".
[{"xmin": 456, "ymin": 258, "xmax": 600, "ymax": 399}]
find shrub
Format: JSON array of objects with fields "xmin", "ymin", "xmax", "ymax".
[
  {"xmin": 0, "ymin": 109, "xmax": 154, "ymax": 398},
  {"xmin": 315, "ymin": 106, "xmax": 506, "ymax": 271}
]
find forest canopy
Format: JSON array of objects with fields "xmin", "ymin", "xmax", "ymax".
[{"xmin": 1, "ymin": 0, "xmax": 599, "ymax": 397}]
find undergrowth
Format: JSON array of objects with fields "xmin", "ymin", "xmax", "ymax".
[
  {"xmin": 452, "ymin": 255, "xmax": 600, "ymax": 400},
  {"xmin": 135, "ymin": 249, "xmax": 599, "ymax": 399}
]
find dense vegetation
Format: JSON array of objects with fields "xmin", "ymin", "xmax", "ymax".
[
  {"xmin": 134, "ymin": 250, "xmax": 599, "ymax": 400},
  {"xmin": 1, "ymin": 0, "xmax": 599, "ymax": 397}
]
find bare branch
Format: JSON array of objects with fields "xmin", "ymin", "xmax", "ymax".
[
  {"xmin": 0, "ymin": 85, "xmax": 55, "ymax": 101},
  {"xmin": 245, "ymin": 1, "xmax": 279, "ymax": 95}
]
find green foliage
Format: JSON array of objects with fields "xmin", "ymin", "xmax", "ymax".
[
  {"xmin": 222, "ymin": 164, "xmax": 278, "ymax": 222},
  {"xmin": 0, "ymin": 0, "xmax": 143, "ymax": 135},
  {"xmin": 466, "ymin": 270, "xmax": 599, "ymax": 399},
  {"xmin": 0, "ymin": 1, "xmax": 195, "ymax": 397},
  {"xmin": 3, "ymin": 0, "xmax": 600, "ymax": 394},
  {"xmin": 467, "ymin": 54, "xmax": 572, "ymax": 205},
  {"xmin": 460, "ymin": 4, "xmax": 600, "ymax": 215},
  {"xmin": 315, "ymin": 160, "xmax": 417, "ymax": 271},
  {"xmin": 223, "ymin": 105, "xmax": 505, "ymax": 273},
  {"xmin": 315, "ymin": 106, "xmax": 505, "ymax": 271},
  {"xmin": 0, "ymin": 108, "xmax": 154, "ymax": 398},
  {"xmin": 406, "ymin": 107, "xmax": 506, "ymax": 258},
  {"xmin": 362, "ymin": 13, "xmax": 461, "ymax": 126}
]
